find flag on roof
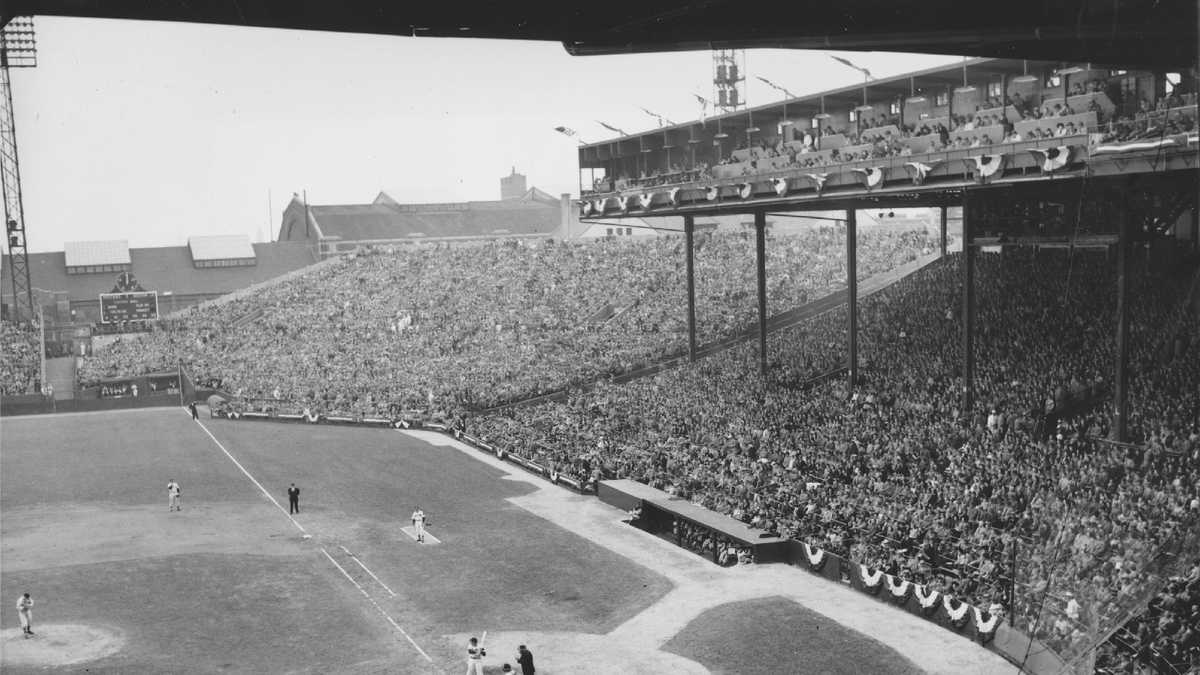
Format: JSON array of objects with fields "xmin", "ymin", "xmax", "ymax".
[
  {"xmin": 830, "ymin": 55, "xmax": 873, "ymax": 80},
  {"xmin": 597, "ymin": 121, "xmax": 628, "ymax": 136}
]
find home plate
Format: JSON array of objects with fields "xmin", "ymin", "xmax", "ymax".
[{"xmin": 400, "ymin": 526, "xmax": 441, "ymax": 545}]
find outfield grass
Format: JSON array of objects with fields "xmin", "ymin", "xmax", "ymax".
[{"xmin": 663, "ymin": 596, "xmax": 925, "ymax": 675}]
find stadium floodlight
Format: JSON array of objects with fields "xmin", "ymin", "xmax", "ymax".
[
  {"xmin": 953, "ymin": 57, "xmax": 976, "ymax": 94},
  {"xmin": 1, "ymin": 17, "xmax": 37, "ymax": 68},
  {"xmin": 1011, "ymin": 60, "xmax": 1038, "ymax": 84},
  {"xmin": 812, "ymin": 95, "xmax": 832, "ymax": 120},
  {"xmin": 906, "ymin": 77, "xmax": 926, "ymax": 103}
]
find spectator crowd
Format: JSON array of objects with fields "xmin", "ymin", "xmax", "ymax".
[
  {"xmin": 605, "ymin": 88, "xmax": 1197, "ymax": 190},
  {"xmin": 1, "ymin": 319, "xmax": 41, "ymax": 396},
  {"xmin": 68, "ymin": 218, "xmax": 1199, "ymax": 671},
  {"xmin": 77, "ymin": 226, "xmax": 939, "ymax": 415},
  {"xmin": 472, "ymin": 246, "xmax": 1200, "ymax": 668}
]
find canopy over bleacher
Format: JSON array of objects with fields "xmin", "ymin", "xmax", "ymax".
[
  {"xmin": 188, "ymin": 235, "xmax": 257, "ymax": 266},
  {"xmin": 64, "ymin": 240, "xmax": 131, "ymax": 270}
]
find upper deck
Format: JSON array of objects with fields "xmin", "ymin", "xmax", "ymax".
[{"xmin": 578, "ymin": 58, "xmax": 1198, "ymax": 216}]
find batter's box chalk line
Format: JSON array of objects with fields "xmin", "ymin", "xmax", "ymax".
[{"xmin": 399, "ymin": 525, "xmax": 442, "ymax": 545}]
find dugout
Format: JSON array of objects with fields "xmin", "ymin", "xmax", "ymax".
[{"xmin": 598, "ymin": 479, "xmax": 791, "ymax": 563}]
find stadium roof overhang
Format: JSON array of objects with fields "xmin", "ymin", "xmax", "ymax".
[{"xmin": 6, "ymin": 0, "xmax": 1196, "ymax": 67}]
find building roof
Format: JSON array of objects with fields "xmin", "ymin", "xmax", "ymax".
[
  {"xmin": 310, "ymin": 199, "xmax": 560, "ymax": 241},
  {"xmin": 63, "ymin": 240, "xmax": 131, "ymax": 267},
  {"xmin": 188, "ymin": 234, "xmax": 256, "ymax": 261},
  {"xmin": 12, "ymin": 241, "xmax": 317, "ymax": 303}
]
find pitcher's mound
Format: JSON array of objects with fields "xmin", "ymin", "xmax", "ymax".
[{"xmin": 1, "ymin": 624, "xmax": 124, "ymax": 667}]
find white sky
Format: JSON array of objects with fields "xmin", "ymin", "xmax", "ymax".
[{"xmin": 10, "ymin": 16, "xmax": 965, "ymax": 252}]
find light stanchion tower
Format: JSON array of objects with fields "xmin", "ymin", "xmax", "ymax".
[
  {"xmin": 1, "ymin": 17, "xmax": 36, "ymax": 323},
  {"xmin": 712, "ymin": 49, "xmax": 746, "ymax": 114}
]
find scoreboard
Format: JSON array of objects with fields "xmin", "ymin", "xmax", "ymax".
[{"xmin": 99, "ymin": 291, "xmax": 159, "ymax": 323}]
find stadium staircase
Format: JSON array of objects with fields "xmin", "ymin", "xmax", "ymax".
[
  {"xmin": 45, "ymin": 356, "xmax": 76, "ymax": 400},
  {"xmin": 480, "ymin": 242, "xmax": 958, "ymax": 413},
  {"xmin": 230, "ymin": 307, "xmax": 265, "ymax": 330}
]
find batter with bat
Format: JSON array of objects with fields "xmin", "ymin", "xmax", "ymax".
[{"xmin": 465, "ymin": 634, "xmax": 486, "ymax": 674}]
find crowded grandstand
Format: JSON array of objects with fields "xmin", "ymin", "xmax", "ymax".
[{"xmin": 3, "ymin": 34, "xmax": 1198, "ymax": 675}]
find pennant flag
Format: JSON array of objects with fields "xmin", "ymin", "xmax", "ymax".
[
  {"xmin": 617, "ymin": 196, "xmax": 630, "ymax": 212},
  {"xmin": 970, "ymin": 154, "xmax": 1006, "ymax": 182},
  {"xmin": 806, "ymin": 173, "xmax": 830, "ymax": 194},
  {"xmin": 904, "ymin": 160, "xmax": 941, "ymax": 185},
  {"xmin": 738, "ymin": 182, "xmax": 754, "ymax": 199},
  {"xmin": 554, "ymin": 126, "xmax": 577, "ymax": 137},
  {"xmin": 694, "ymin": 94, "xmax": 710, "ymax": 126},
  {"xmin": 830, "ymin": 55, "xmax": 874, "ymax": 80},
  {"xmin": 772, "ymin": 177, "xmax": 789, "ymax": 196},
  {"xmin": 669, "ymin": 187, "xmax": 681, "ymax": 206},
  {"xmin": 705, "ymin": 185, "xmax": 720, "ymax": 201},
  {"xmin": 639, "ymin": 107, "xmax": 675, "ymax": 128},
  {"xmin": 1030, "ymin": 146, "xmax": 1071, "ymax": 172},
  {"xmin": 638, "ymin": 193, "xmax": 654, "ymax": 209},
  {"xmin": 852, "ymin": 167, "xmax": 885, "ymax": 189},
  {"xmin": 597, "ymin": 121, "xmax": 628, "ymax": 136},
  {"xmin": 756, "ymin": 76, "xmax": 795, "ymax": 98}
]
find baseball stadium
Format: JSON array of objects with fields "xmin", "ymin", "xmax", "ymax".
[{"xmin": 2, "ymin": 3, "xmax": 1199, "ymax": 674}]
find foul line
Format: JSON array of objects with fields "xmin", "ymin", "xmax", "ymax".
[
  {"xmin": 184, "ymin": 408, "xmax": 307, "ymax": 535},
  {"xmin": 339, "ymin": 545, "xmax": 397, "ymax": 597},
  {"xmin": 321, "ymin": 548, "xmax": 431, "ymax": 662}
]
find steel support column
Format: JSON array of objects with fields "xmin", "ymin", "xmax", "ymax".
[
  {"xmin": 1111, "ymin": 215, "xmax": 1131, "ymax": 442},
  {"xmin": 684, "ymin": 215, "xmax": 697, "ymax": 361},
  {"xmin": 847, "ymin": 208, "xmax": 859, "ymax": 392},
  {"xmin": 940, "ymin": 205, "xmax": 948, "ymax": 257},
  {"xmin": 962, "ymin": 192, "xmax": 975, "ymax": 414},
  {"xmin": 754, "ymin": 210, "xmax": 768, "ymax": 377},
  {"xmin": 1192, "ymin": 205, "xmax": 1199, "ymax": 254}
]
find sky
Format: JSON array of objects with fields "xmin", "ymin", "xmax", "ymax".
[{"xmin": 9, "ymin": 16, "xmax": 965, "ymax": 252}]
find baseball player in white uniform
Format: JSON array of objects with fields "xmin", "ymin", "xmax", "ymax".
[
  {"xmin": 465, "ymin": 636, "xmax": 486, "ymax": 674},
  {"xmin": 16, "ymin": 592, "xmax": 33, "ymax": 636},
  {"xmin": 167, "ymin": 479, "xmax": 182, "ymax": 512},
  {"xmin": 411, "ymin": 507, "xmax": 426, "ymax": 543}
]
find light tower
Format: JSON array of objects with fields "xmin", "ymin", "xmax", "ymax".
[
  {"xmin": 1, "ymin": 17, "xmax": 36, "ymax": 323},
  {"xmin": 712, "ymin": 49, "xmax": 746, "ymax": 114}
]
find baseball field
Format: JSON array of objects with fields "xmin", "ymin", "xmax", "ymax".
[{"xmin": 0, "ymin": 408, "xmax": 1013, "ymax": 673}]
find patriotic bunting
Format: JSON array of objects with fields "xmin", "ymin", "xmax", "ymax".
[
  {"xmin": 771, "ymin": 177, "xmax": 789, "ymax": 196},
  {"xmin": 638, "ymin": 193, "xmax": 654, "ymax": 209},
  {"xmin": 806, "ymin": 173, "xmax": 830, "ymax": 194},
  {"xmin": 616, "ymin": 195, "xmax": 630, "ymax": 212},
  {"xmin": 669, "ymin": 187, "xmax": 681, "ymax": 206},
  {"xmin": 1029, "ymin": 146, "xmax": 1071, "ymax": 172},
  {"xmin": 705, "ymin": 186, "xmax": 720, "ymax": 201},
  {"xmin": 579, "ymin": 201, "xmax": 592, "ymax": 217},
  {"xmin": 738, "ymin": 182, "xmax": 754, "ymax": 199},
  {"xmin": 593, "ymin": 198, "xmax": 607, "ymax": 214},
  {"xmin": 851, "ymin": 167, "xmax": 885, "ymax": 189},
  {"xmin": 970, "ymin": 154, "xmax": 1005, "ymax": 182},
  {"xmin": 904, "ymin": 160, "xmax": 941, "ymax": 185}
]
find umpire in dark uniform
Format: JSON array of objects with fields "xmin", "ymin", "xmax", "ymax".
[
  {"xmin": 287, "ymin": 483, "xmax": 300, "ymax": 514},
  {"xmin": 517, "ymin": 644, "xmax": 535, "ymax": 674}
]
